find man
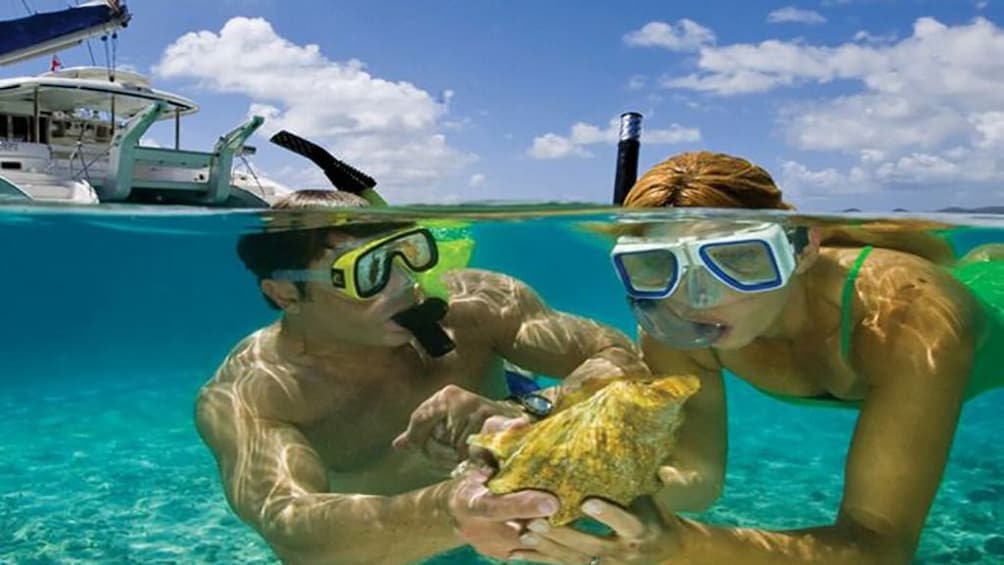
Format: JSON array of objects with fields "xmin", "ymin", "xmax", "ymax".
[{"xmin": 195, "ymin": 190, "xmax": 647, "ymax": 564}]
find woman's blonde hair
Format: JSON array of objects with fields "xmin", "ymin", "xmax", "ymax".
[{"xmin": 623, "ymin": 151, "xmax": 793, "ymax": 210}]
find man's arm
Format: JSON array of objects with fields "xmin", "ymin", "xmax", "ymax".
[
  {"xmin": 392, "ymin": 271, "xmax": 646, "ymax": 468},
  {"xmin": 470, "ymin": 270, "xmax": 649, "ymax": 391},
  {"xmin": 195, "ymin": 384, "xmax": 459, "ymax": 565}
]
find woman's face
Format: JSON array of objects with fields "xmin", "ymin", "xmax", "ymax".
[{"xmin": 622, "ymin": 221, "xmax": 812, "ymax": 349}]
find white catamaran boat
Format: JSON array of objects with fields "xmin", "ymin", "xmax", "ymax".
[{"xmin": 0, "ymin": 1, "xmax": 292, "ymax": 207}]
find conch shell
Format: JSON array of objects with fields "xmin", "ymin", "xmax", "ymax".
[{"xmin": 467, "ymin": 375, "xmax": 700, "ymax": 526}]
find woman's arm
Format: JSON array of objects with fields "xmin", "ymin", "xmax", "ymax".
[
  {"xmin": 522, "ymin": 251, "xmax": 980, "ymax": 565},
  {"xmin": 641, "ymin": 332, "xmax": 728, "ymax": 513},
  {"xmin": 668, "ymin": 251, "xmax": 978, "ymax": 564}
]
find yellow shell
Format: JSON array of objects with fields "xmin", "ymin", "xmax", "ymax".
[{"xmin": 468, "ymin": 375, "xmax": 700, "ymax": 526}]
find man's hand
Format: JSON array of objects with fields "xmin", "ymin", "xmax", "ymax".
[
  {"xmin": 393, "ymin": 385, "xmax": 523, "ymax": 468},
  {"xmin": 444, "ymin": 465, "xmax": 559, "ymax": 560}
]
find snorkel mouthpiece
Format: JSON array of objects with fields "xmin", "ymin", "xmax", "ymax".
[
  {"xmin": 628, "ymin": 297, "xmax": 726, "ymax": 349},
  {"xmin": 391, "ymin": 298, "xmax": 456, "ymax": 358}
]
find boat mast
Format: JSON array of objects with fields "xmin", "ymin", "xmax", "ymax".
[{"xmin": 32, "ymin": 85, "xmax": 39, "ymax": 143}]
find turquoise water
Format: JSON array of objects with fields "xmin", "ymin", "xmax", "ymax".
[{"xmin": 0, "ymin": 205, "xmax": 1002, "ymax": 564}]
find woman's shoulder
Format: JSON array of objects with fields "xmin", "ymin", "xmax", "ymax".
[
  {"xmin": 814, "ymin": 245, "xmax": 978, "ymax": 345},
  {"xmin": 820, "ymin": 245, "xmax": 955, "ymax": 287},
  {"xmin": 821, "ymin": 245, "xmax": 981, "ymax": 364},
  {"xmin": 817, "ymin": 245, "xmax": 951, "ymax": 288}
]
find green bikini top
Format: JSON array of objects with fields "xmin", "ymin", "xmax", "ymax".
[{"xmin": 840, "ymin": 246, "xmax": 874, "ymax": 365}]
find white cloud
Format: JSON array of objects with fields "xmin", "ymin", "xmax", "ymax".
[
  {"xmin": 627, "ymin": 75, "xmax": 647, "ymax": 90},
  {"xmin": 664, "ymin": 68, "xmax": 792, "ymax": 95},
  {"xmin": 781, "ymin": 146, "xmax": 1004, "ymax": 201},
  {"xmin": 662, "ymin": 17, "xmax": 1004, "ymax": 100},
  {"xmin": 780, "ymin": 160, "xmax": 874, "ymax": 202},
  {"xmin": 527, "ymin": 117, "xmax": 701, "ymax": 160},
  {"xmin": 656, "ymin": 17, "xmax": 1004, "ymax": 198},
  {"xmin": 767, "ymin": 7, "xmax": 827, "ymax": 25},
  {"xmin": 469, "ymin": 173, "xmax": 486, "ymax": 187},
  {"xmin": 970, "ymin": 111, "xmax": 1004, "ymax": 148},
  {"xmin": 153, "ymin": 17, "xmax": 474, "ymax": 194},
  {"xmin": 852, "ymin": 30, "xmax": 898, "ymax": 44},
  {"xmin": 874, "ymin": 153, "xmax": 960, "ymax": 183},
  {"xmin": 528, "ymin": 133, "xmax": 593, "ymax": 160},
  {"xmin": 623, "ymin": 20, "xmax": 716, "ymax": 52},
  {"xmin": 643, "ymin": 124, "xmax": 704, "ymax": 144},
  {"xmin": 778, "ymin": 95, "xmax": 965, "ymax": 152}
]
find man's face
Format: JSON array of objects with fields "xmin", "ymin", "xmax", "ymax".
[{"xmin": 273, "ymin": 230, "xmax": 423, "ymax": 347}]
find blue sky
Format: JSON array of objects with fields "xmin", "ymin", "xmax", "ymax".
[{"xmin": 4, "ymin": 0, "xmax": 1003, "ymax": 210}]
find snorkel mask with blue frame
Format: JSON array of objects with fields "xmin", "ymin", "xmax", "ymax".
[{"xmin": 611, "ymin": 222, "xmax": 809, "ymax": 348}]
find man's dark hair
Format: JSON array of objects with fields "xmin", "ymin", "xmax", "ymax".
[{"xmin": 236, "ymin": 190, "xmax": 406, "ymax": 309}]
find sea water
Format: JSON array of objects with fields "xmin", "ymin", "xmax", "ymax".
[{"xmin": 0, "ymin": 203, "xmax": 1001, "ymax": 564}]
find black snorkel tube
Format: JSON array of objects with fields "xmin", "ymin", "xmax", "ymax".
[
  {"xmin": 270, "ymin": 130, "xmax": 456, "ymax": 358},
  {"xmin": 612, "ymin": 112, "xmax": 642, "ymax": 206},
  {"xmin": 270, "ymin": 130, "xmax": 388, "ymax": 206},
  {"xmin": 611, "ymin": 113, "xmax": 727, "ymax": 348}
]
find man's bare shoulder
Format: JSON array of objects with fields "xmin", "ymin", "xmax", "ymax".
[
  {"xmin": 196, "ymin": 324, "xmax": 317, "ymax": 423},
  {"xmin": 440, "ymin": 269, "xmax": 534, "ymax": 325},
  {"xmin": 202, "ymin": 325, "xmax": 280, "ymax": 389},
  {"xmin": 443, "ymin": 268, "xmax": 523, "ymax": 296}
]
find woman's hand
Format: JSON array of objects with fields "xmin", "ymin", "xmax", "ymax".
[
  {"xmin": 509, "ymin": 498, "xmax": 681, "ymax": 565},
  {"xmin": 657, "ymin": 465, "xmax": 701, "ymax": 488}
]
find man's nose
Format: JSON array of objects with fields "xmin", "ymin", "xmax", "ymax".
[{"xmin": 384, "ymin": 262, "xmax": 418, "ymax": 295}]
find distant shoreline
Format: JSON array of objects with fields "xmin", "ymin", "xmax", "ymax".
[{"xmin": 841, "ymin": 206, "xmax": 1004, "ymax": 215}]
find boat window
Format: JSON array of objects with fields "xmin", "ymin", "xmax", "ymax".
[
  {"xmin": 11, "ymin": 116, "xmax": 28, "ymax": 141},
  {"xmin": 51, "ymin": 119, "xmax": 67, "ymax": 138},
  {"xmin": 37, "ymin": 117, "xmax": 49, "ymax": 144},
  {"xmin": 95, "ymin": 124, "xmax": 111, "ymax": 143},
  {"xmin": 2, "ymin": 116, "xmax": 50, "ymax": 143},
  {"xmin": 1, "ymin": 161, "xmax": 22, "ymax": 170}
]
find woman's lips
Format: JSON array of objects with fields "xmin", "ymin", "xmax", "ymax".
[
  {"xmin": 677, "ymin": 314, "xmax": 732, "ymax": 342},
  {"xmin": 671, "ymin": 310, "xmax": 726, "ymax": 327}
]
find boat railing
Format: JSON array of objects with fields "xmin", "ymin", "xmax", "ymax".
[
  {"xmin": 101, "ymin": 101, "xmax": 264, "ymax": 204},
  {"xmin": 0, "ymin": 173, "xmax": 30, "ymax": 200}
]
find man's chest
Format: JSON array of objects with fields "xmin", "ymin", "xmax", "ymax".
[{"xmin": 298, "ymin": 348, "xmax": 505, "ymax": 472}]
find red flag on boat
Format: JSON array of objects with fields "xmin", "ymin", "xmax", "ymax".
[{"xmin": 50, "ymin": 55, "xmax": 62, "ymax": 72}]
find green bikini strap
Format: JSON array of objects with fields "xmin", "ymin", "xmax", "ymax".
[{"xmin": 840, "ymin": 245, "xmax": 874, "ymax": 365}]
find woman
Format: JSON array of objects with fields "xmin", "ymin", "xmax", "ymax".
[{"xmin": 511, "ymin": 151, "xmax": 1003, "ymax": 564}]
